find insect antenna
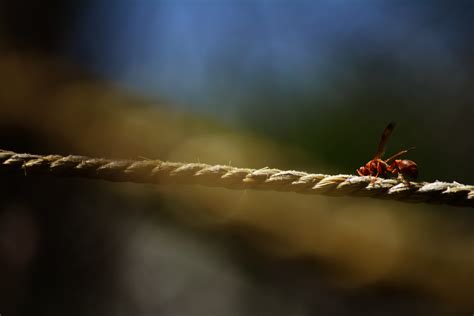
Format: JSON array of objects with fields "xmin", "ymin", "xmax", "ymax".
[{"xmin": 384, "ymin": 147, "xmax": 416, "ymax": 163}]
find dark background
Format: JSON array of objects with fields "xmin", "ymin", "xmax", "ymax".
[{"xmin": 0, "ymin": 1, "xmax": 473, "ymax": 315}]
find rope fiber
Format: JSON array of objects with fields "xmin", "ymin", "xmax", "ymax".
[{"xmin": 1, "ymin": 149, "xmax": 473, "ymax": 207}]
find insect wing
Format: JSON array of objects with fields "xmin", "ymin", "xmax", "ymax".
[{"xmin": 374, "ymin": 122, "xmax": 396, "ymax": 159}]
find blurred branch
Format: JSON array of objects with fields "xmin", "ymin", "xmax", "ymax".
[{"xmin": 1, "ymin": 149, "xmax": 473, "ymax": 207}]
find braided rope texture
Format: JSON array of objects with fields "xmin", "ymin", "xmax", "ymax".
[{"xmin": 1, "ymin": 149, "xmax": 473, "ymax": 207}]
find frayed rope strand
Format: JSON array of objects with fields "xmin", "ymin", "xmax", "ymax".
[{"xmin": 1, "ymin": 149, "xmax": 473, "ymax": 207}]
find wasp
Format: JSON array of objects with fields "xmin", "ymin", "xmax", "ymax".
[{"xmin": 357, "ymin": 122, "xmax": 418, "ymax": 180}]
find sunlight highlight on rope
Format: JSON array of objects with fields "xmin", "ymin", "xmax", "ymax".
[{"xmin": 1, "ymin": 149, "xmax": 472, "ymax": 207}]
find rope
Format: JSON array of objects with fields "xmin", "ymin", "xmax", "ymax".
[{"xmin": 1, "ymin": 149, "xmax": 473, "ymax": 208}]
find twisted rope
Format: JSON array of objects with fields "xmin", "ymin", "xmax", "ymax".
[{"xmin": 1, "ymin": 149, "xmax": 473, "ymax": 207}]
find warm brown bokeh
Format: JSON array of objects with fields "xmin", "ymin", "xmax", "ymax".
[{"xmin": 1, "ymin": 53, "xmax": 473, "ymax": 315}]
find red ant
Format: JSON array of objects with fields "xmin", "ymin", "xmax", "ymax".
[{"xmin": 357, "ymin": 122, "xmax": 418, "ymax": 180}]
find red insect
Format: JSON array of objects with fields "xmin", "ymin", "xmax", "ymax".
[{"xmin": 357, "ymin": 122, "xmax": 418, "ymax": 180}]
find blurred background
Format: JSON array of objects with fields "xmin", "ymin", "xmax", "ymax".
[{"xmin": 0, "ymin": 1, "xmax": 473, "ymax": 315}]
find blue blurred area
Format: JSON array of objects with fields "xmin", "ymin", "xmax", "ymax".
[{"xmin": 67, "ymin": 1, "xmax": 472, "ymax": 115}]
